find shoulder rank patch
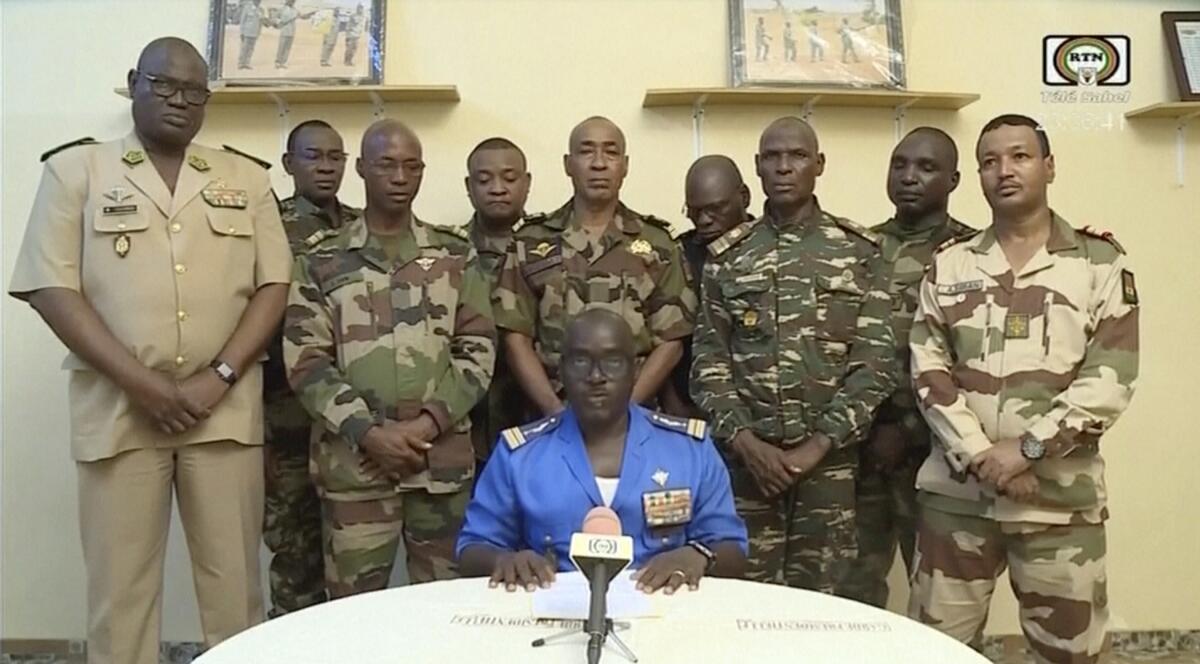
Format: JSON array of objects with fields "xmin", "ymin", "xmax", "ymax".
[
  {"xmin": 1079, "ymin": 225, "xmax": 1126, "ymax": 255},
  {"xmin": 429, "ymin": 222, "xmax": 470, "ymax": 243},
  {"xmin": 40, "ymin": 137, "xmax": 97, "ymax": 163},
  {"xmin": 832, "ymin": 215, "xmax": 880, "ymax": 246},
  {"xmin": 501, "ymin": 413, "xmax": 562, "ymax": 450},
  {"xmin": 639, "ymin": 214, "xmax": 672, "ymax": 232},
  {"xmin": 222, "ymin": 144, "xmax": 272, "ymax": 170},
  {"xmin": 934, "ymin": 229, "xmax": 980, "ymax": 255},
  {"xmin": 647, "ymin": 412, "xmax": 707, "ymax": 441},
  {"xmin": 707, "ymin": 217, "xmax": 760, "ymax": 258},
  {"xmin": 1121, "ymin": 269, "xmax": 1138, "ymax": 305},
  {"xmin": 304, "ymin": 228, "xmax": 338, "ymax": 248}
]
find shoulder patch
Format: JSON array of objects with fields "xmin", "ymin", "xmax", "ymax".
[
  {"xmin": 429, "ymin": 222, "xmax": 470, "ymax": 243},
  {"xmin": 40, "ymin": 137, "xmax": 97, "ymax": 163},
  {"xmin": 707, "ymin": 217, "xmax": 760, "ymax": 258},
  {"xmin": 832, "ymin": 216, "xmax": 880, "ymax": 246},
  {"xmin": 222, "ymin": 144, "xmax": 272, "ymax": 170},
  {"xmin": 934, "ymin": 229, "xmax": 981, "ymax": 255},
  {"xmin": 647, "ymin": 411, "xmax": 707, "ymax": 441},
  {"xmin": 501, "ymin": 413, "xmax": 562, "ymax": 450},
  {"xmin": 1079, "ymin": 226, "xmax": 1126, "ymax": 255},
  {"xmin": 303, "ymin": 228, "xmax": 340, "ymax": 249},
  {"xmin": 521, "ymin": 212, "xmax": 548, "ymax": 226},
  {"xmin": 639, "ymin": 214, "xmax": 672, "ymax": 232}
]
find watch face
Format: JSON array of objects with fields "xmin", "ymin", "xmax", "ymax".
[{"xmin": 1021, "ymin": 436, "xmax": 1046, "ymax": 460}]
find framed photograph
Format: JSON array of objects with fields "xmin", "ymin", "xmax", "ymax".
[
  {"xmin": 207, "ymin": 0, "xmax": 386, "ymax": 85},
  {"xmin": 729, "ymin": 0, "xmax": 905, "ymax": 89},
  {"xmin": 1163, "ymin": 11, "xmax": 1200, "ymax": 102}
]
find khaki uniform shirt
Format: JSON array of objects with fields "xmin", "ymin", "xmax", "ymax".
[{"xmin": 8, "ymin": 133, "xmax": 293, "ymax": 461}]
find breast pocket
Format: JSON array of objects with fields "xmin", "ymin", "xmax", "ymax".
[
  {"xmin": 85, "ymin": 205, "xmax": 155, "ymax": 286},
  {"xmin": 407, "ymin": 253, "xmax": 464, "ymax": 342},
  {"xmin": 721, "ymin": 278, "xmax": 774, "ymax": 343},
  {"xmin": 816, "ymin": 271, "xmax": 866, "ymax": 342},
  {"xmin": 206, "ymin": 208, "xmax": 256, "ymax": 284},
  {"xmin": 640, "ymin": 525, "xmax": 687, "ymax": 555},
  {"xmin": 321, "ymin": 271, "xmax": 383, "ymax": 369}
]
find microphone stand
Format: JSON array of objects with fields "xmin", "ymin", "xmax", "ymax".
[{"xmin": 531, "ymin": 619, "xmax": 637, "ymax": 663}]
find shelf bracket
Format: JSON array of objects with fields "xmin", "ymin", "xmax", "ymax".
[
  {"xmin": 1176, "ymin": 110, "xmax": 1200, "ymax": 187},
  {"xmin": 368, "ymin": 91, "xmax": 386, "ymax": 120},
  {"xmin": 691, "ymin": 94, "xmax": 708, "ymax": 160},
  {"xmin": 893, "ymin": 99, "xmax": 918, "ymax": 143},
  {"xmin": 800, "ymin": 96, "xmax": 821, "ymax": 122},
  {"xmin": 268, "ymin": 93, "xmax": 290, "ymax": 159}
]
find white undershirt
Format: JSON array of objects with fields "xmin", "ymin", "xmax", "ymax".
[{"xmin": 595, "ymin": 477, "xmax": 620, "ymax": 507}]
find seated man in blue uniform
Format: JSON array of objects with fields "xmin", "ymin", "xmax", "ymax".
[{"xmin": 457, "ymin": 309, "xmax": 748, "ymax": 594}]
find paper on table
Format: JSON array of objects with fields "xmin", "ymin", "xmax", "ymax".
[{"xmin": 530, "ymin": 570, "xmax": 660, "ymax": 619}]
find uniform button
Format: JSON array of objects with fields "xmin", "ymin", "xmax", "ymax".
[
  {"xmin": 116, "ymin": 223, "xmax": 127, "ymax": 231},
  {"xmin": 662, "ymin": 537, "xmax": 670, "ymax": 545},
  {"xmin": 177, "ymin": 311, "xmax": 188, "ymax": 321},
  {"xmin": 175, "ymin": 355, "xmax": 186, "ymax": 366},
  {"xmin": 170, "ymin": 223, "xmax": 182, "ymax": 233},
  {"xmin": 227, "ymin": 226, "xmax": 237, "ymax": 234},
  {"xmin": 174, "ymin": 264, "xmax": 186, "ymax": 274}
]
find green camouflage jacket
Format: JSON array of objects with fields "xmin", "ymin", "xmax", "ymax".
[
  {"xmin": 870, "ymin": 215, "xmax": 976, "ymax": 449},
  {"xmin": 692, "ymin": 203, "xmax": 898, "ymax": 449},
  {"xmin": 284, "ymin": 213, "xmax": 496, "ymax": 500},
  {"xmin": 911, "ymin": 212, "xmax": 1138, "ymax": 524},
  {"xmin": 492, "ymin": 200, "xmax": 696, "ymax": 391},
  {"xmin": 264, "ymin": 195, "xmax": 359, "ymax": 409}
]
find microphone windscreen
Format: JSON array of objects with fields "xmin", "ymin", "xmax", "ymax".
[{"xmin": 581, "ymin": 506, "xmax": 622, "ymax": 536}]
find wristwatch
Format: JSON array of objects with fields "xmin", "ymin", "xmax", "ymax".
[
  {"xmin": 687, "ymin": 540, "xmax": 717, "ymax": 573},
  {"xmin": 209, "ymin": 360, "xmax": 238, "ymax": 386},
  {"xmin": 1019, "ymin": 432, "xmax": 1046, "ymax": 461}
]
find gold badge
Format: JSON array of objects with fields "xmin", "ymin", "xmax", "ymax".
[
  {"xmin": 415, "ymin": 257, "xmax": 436, "ymax": 271},
  {"xmin": 630, "ymin": 239, "xmax": 653, "ymax": 256},
  {"xmin": 1005, "ymin": 313, "xmax": 1030, "ymax": 339},
  {"xmin": 187, "ymin": 155, "xmax": 210, "ymax": 172},
  {"xmin": 114, "ymin": 233, "xmax": 131, "ymax": 258},
  {"xmin": 642, "ymin": 489, "xmax": 693, "ymax": 528},
  {"xmin": 529, "ymin": 241, "xmax": 554, "ymax": 258},
  {"xmin": 742, "ymin": 310, "xmax": 759, "ymax": 327},
  {"xmin": 121, "ymin": 150, "xmax": 144, "ymax": 166}
]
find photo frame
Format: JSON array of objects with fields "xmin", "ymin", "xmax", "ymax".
[
  {"xmin": 729, "ymin": 0, "xmax": 905, "ymax": 89},
  {"xmin": 206, "ymin": 0, "xmax": 386, "ymax": 86},
  {"xmin": 1162, "ymin": 11, "xmax": 1200, "ymax": 102}
]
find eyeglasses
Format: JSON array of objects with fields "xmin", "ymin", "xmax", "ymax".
[
  {"xmin": 562, "ymin": 353, "xmax": 632, "ymax": 379},
  {"xmin": 135, "ymin": 71, "xmax": 211, "ymax": 106},
  {"xmin": 294, "ymin": 150, "xmax": 349, "ymax": 165}
]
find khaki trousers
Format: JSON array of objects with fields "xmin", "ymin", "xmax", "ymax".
[{"xmin": 77, "ymin": 440, "xmax": 264, "ymax": 664}]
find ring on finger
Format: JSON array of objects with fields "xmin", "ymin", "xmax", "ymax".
[{"xmin": 669, "ymin": 570, "xmax": 687, "ymax": 581}]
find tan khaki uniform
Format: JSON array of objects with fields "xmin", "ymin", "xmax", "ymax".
[{"xmin": 8, "ymin": 133, "xmax": 292, "ymax": 664}]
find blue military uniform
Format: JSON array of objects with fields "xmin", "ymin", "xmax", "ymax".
[{"xmin": 456, "ymin": 405, "xmax": 748, "ymax": 569}]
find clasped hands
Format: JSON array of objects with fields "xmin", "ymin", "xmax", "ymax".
[
  {"xmin": 971, "ymin": 438, "xmax": 1039, "ymax": 503},
  {"xmin": 360, "ymin": 413, "xmax": 439, "ymax": 481}
]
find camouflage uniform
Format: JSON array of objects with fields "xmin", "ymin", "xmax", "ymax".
[
  {"xmin": 284, "ymin": 214, "xmax": 496, "ymax": 597},
  {"xmin": 908, "ymin": 213, "xmax": 1138, "ymax": 663},
  {"xmin": 493, "ymin": 200, "xmax": 696, "ymax": 396},
  {"xmin": 466, "ymin": 214, "xmax": 527, "ymax": 462},
  {"xmin": 839, "ymin": 214, "xmax": 975, "ymax": 608},
  {"xmin": 262, "ymin": 196, "xmax": 358, "ymax": 616},
  {"xmin": 691, "ymin": 202, "xmax": 898, "ymax": 594}
]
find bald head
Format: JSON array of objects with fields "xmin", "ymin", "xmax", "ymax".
[
  {"xmin": 759, "ymin": 116, "xmax": 819, "ymax": 154},
  {"xmin": 361, "ymin": 118, "xmax": 421, "ymax": 160},
  {"xmin": 567, "ymin": 309, "xmax": 634, "ymax": 354},
  {"xmin": 900, "ymin": 127, "xmax": 959, "ymax": 170},
  {"xmin": 569, "ymin": 116, "xmax": 626, "ymax": 154},
  {"xmin": 686, "ymin": 155, "xmax": 750, "ymax": 243},
  {"xmin": 357, "ymin": 119, "xmax": 425, "ymax": 216},
  {"xmin": 137, "ymin": 37, "xmax": 206, "ymax": 72}
]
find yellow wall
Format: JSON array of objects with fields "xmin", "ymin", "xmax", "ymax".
[{"xmin": 2, "ymin": 0, "xmax": 1196, "ymax": 641}]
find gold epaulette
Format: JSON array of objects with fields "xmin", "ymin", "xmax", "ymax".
[{"xmin": 647, "ymin": 411, "xmax": 707, "ymax": 441}]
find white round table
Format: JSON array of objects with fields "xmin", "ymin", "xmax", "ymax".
[{"xmin": 198, "ymin": 577, "xmax": 989, "ymax": 663}]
